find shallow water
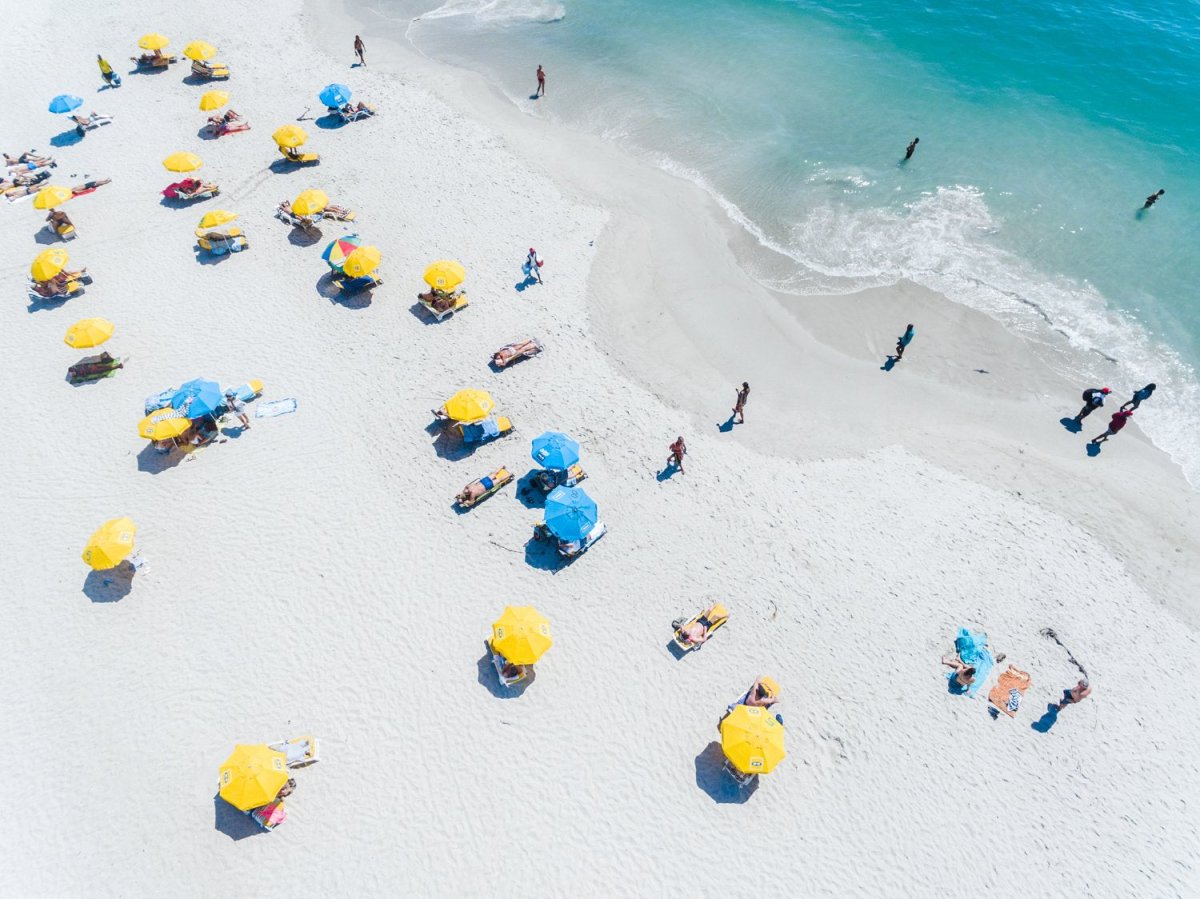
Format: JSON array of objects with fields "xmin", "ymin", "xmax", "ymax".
[{"xmin": 367, "ymin": 0, "xmax": 1200, "ymax": 480}]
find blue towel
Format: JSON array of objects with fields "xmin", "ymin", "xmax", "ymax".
[
  {"xmin": 144, "ymin": 388, "xmax": 176, "ymax": 416},
  {"xmin": 462, "ymin": 417, "xmax": 501, "ymax": 443},
  {"xmin": 948, "ymin": 627, "xmax": 993, "ymax": 698}
]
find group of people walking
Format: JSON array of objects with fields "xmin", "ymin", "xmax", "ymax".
[{"xmin": 1072, "ymin": 383, "xmax": 1155, "ymax": 445}]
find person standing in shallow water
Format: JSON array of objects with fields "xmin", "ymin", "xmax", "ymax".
[
  {"xmin": 1121, "ymin": 383, "xmax": 1156, "ymax": 412},
  {"xmin": 904, "ymin": 137, "xmax": 919, "ymax": 160},
  {"xmin": 536, "ymin": 65, "xmax": 546, "ymax": 97},
  {"xmin": 354, "ymin": 35, "xmax": 366, "ymax": 66},
  {"xmin": 1142, "ymin": 189, "xmax": 1164, "ymax": 210}
]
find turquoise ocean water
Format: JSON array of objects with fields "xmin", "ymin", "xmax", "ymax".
[{"xmin": 370, "ymin": 0, "xmax": 1200, "ymax": 479}]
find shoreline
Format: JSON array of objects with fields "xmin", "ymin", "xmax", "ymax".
[{"xmin": 328, "ymin": 0, "xmax": 1200, "ymax": 627}]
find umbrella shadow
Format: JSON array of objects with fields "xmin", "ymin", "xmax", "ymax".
[
  {"xmin": 407, "ymin": 302, "xmax": 445, "ymax": 326},
  {"xmin": 694, "ymin": 742, "xmax": 757, "ymax": 804},
  {"xmin": 431, "ymin": 429, "xmax": 472, "ymax": 461},
  {"xmin": 160, "ymin": 195, "xmax": 211, "ymax": 209},
  {"xmin": 49, "ymin": 129, "xmax": 84, "ymax": 148},
  {"xmin": 194, "ymin": 248, "xmax": 234, "ymax": 266},
  {"xmin": 329, "ymin": 287, "xmax": 373, "ymax": 310},
  {"xmin": 269, "ymin": 158, "xmax": 320, "ymax": 174},
  {"xmin": 213, "ymin": 794, "xmax": 263, "ymax": 841},
  {"xmin": 288, "ymin": 227, "xmax": 324, "ymax": 248},
  {"xmin": 515, "ymin": 470, "xmax": 548, "ymax": 509},
  {"xmin": 27, "ymin": 294, "xmax": 75, "ymax": 314},
  {"xmin": 181, "ymin": 74, "xmax": 211, "ymax": 87},
  {"xmin": 137, "ymin": 442, "xmax": 185, "ymax": 474},
  {"xmin": 34, "ymin": 229, "xmax": 64, "ymax": 246},
  {"xmin": 524, "ymin": 536, "xmax": 566, "ymax": 572},
  {"xmin": 82, "ymin": 563, "xmax": 135, "ymax": 603},
  {"xmin": 314, "ymin": 114, "xmax": 346, "ymax": 130},
  {"xmin": 196, "ymin": 126, "xmax": 221, "ymax": 142},
  {"xmin": 476, "ymin": 645, "xmax": 534, "ymax": 698}
]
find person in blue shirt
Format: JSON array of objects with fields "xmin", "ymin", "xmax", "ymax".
[{"xmin": 894, "ymin": 323, "xmax": 915, "ymax": 360}]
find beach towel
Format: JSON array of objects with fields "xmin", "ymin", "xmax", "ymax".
[
  {"xmin": 949, "ymin": 627, "xmax": 994, "ymax": 698},
  {"xmin": 255, "ymin": 398, "xmax": 297, "ymax": 418},
  {"xmin": 144, "ymin": 388, "xmax": 176, "ymax": 416},
  {"xmin": 988, "ymin": 665, "xmax": 1032, "ymax": 718}
]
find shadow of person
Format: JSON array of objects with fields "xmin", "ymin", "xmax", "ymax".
[
  {"xmin": 717, "ymin": 415, "xmax": 735, "ymax": 433},
  {"xmin": 656, "ymin": 463, "xmax": 679, "ymax": 482},
  {"xmin": 1060, "ymin": 417, "xmax": 1082, "ymax": 434},
  {"xmin": 1086, "ymin": 442, "xmax": 1102, "ymax": 458},
  {"xmin": 694, "ymin": 741, "xmax": 756, "ymax": 804},
  {"xmin": 213, "ymin": 794, "xmax": 263, "ymax": 841},
  {"xmin": 34, "ymin": 229, "xmax": 63, "ymax": 246},
  {"xmin": 82, "ymin": 563, "xmax": 136, "ymax": 602},
  {"xmin": 137, "ymin": 442, "xmax": 185, "ymax": 474},
  {"xmin": 514, "ymin": 276, "xmax": 539, "ymax": 292},
  {"xmin": 1031, "ymin": 703, "xmax": 1060, "ymax": 733},
  {"xmin": 50, "ymin": 129, "xmax": 84, "ymax": 148},
  {"xmin": 880, "ymin": 355, "xmax": 898, "ymax": 372},
  {"xmin": 476, "ymin": 644, "xmax": 533, "ymax": 698}
]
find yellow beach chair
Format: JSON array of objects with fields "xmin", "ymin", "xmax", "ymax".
[
  {"xmin": 672, "ymin": 603, "xmax": 729, "ymax": 652},
  {"xmin": 489, "ymin": 641, "xmax": 528, "ymax": 688},
  {"xmin": 279, "ymin": 146, "xmax": 320, "ymax": 165},
  {"xmin": 195, "ymin": 227, "xmax": 248, "ymax": 255},
  {"xmin": 191, "ymin": 59, "xmax": 230, "ymax": 79},
  {"xmin": 268, "ymin": 736, "xmax": 319, "ymax": 769},
  {"xmin": 456, "ymin": 466, "xmax": 514, "ymax": 509},
  {"xmin": 417, "ymin": 290, "xmax": 469, "ymax": 321}
]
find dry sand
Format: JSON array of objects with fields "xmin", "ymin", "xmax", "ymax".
[{"xmin": 1, "ymin": 0, "xmax": 1198, "ymax": 895}]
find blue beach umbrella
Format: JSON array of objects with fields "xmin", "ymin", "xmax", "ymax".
[
  {"xmin": 49, "ymin": 94, "xmax": 83, "ymax": 114},
  {"xmin": 531, "ymin": 431, "xmax": 580, "ymax": 471},
  {"xmin": 543, "ymin": 486, "xmax": 598, "ymax": 542},
  {"xmin": 319, "ymin": 83, "xmax": 352, "ymax": 108},
  {"xmin": 170, "ymin": 378, "xmax": 224, "ymax": 419}
]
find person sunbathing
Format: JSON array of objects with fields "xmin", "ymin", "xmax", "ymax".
[
  {"xmin": 281, "ymin": 146, "xmax": 306, "ymax": 162},
  {"xmin": 275, "ymin": 778, "xmax": 297, "ymax": 800},
  {"xmin": 742, "ymin": 676, "xmax": 779, "ymax": 709},
  {"xmin": 135, "ymin": 50, "xmax": 166, "ymax": 65},
  {"xmin": 277, "ymin": 200, "xmax": 320, "ymax": 229},
  {"xmin": 72, "ymin": 178, "xmax": 111, "ymax": 197},
  {"xmin": 71, "ymin": 112, "xmax": 114, "ymax": 130},
  {"xmin": 322, "ymin": 203, "xmax": 354, "ymax": 221},
  {"xmin": 675, "ymin": 604, "xmax": 723, "ymax": 646},
  {"xmin": 431, "ymin": 405, "xmax": 451, "ymax": 422},
  {"xmin": 340, "ymin": 101, "xmax": 376, "ymax": 116},
  {"xmin": 419, "ymin": 289, "xmax": 457, "ymax": 313},
  {"xmin": 208, "ymin": 109, "xmax": 243, "ymax": 127},
  {"xmin": 493, "ymin": 339, "xmax": 540, "ymax": 367},
  {"xmin": 5, "ymin": 151, "xmax": 55, "ymax": 167},
  {"xmin": 941, "ymin": 656, "xmax": 977, "ymax": 690},
  {"xmin": 32, "ymin": 278, "xmax": 79, "ymax": 298},
  {"xmin": 46, "ymin": 209, "xmax": 73, "ymax": 231},
  {"xmin": 498, "ymin": 656, "xmax": 526, "ymax": 681},
  {"xmin": 176, "ymin": 178, "xmax": 217, "ymax": 198},
  {"xmin": 457, "ymin": 481, "xmax": 487, "ymax": 505}
]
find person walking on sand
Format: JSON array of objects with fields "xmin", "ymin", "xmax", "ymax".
[
  {"xmin": 536, "ymin": 65, "xmax": 546, "ymax": 97},
  {"xmin": 1090, "ymin": 409, "xmax": 1132, "ymax": 444},
  {"xmin": 354, "ymin": 35, "xmax": 366, "ymax": 66},
  {"xmin": 668, "ymin": 436, "xmax": 687, "ymax": 474},
  {"xmin": 525, "ymin": 247, "xmax": 543, "ymax": 284},
  {"xmin": 1121, "ymin": 383, "xmax": 1156, "ymax": 412},
  {"xmin": 1142, "ymin": 189, "xmax": 1164, "ymax": 210},
  {"xmin": 904, "ymin": 137, "xmax": 919, "ymax": 160},
  {"xmin": 1074, "ymin": 386, "xmax": 1111, "ymax": 423},
  {"xmin": 223, "ymin": 389, "xmax": 251, "ymax": 430},
  {"xmin": 1054, "ymin": 678, "xmax": 1091, "ymax": 711},
  {"xmin": 732, "ymin": 382, "xmax": 750, "ymax": 424},
  {"xmin": 894, "ymin": 323, "xmax": 915, "ymax": 360}
]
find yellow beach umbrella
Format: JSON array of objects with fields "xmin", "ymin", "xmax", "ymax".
[
  {"xmin": 343, "ymin": 246, "xmax": 381, "ymax": 279},
  {"xmin": 444, "ymin": 388, "xmax": 495, "ymax": 423},
  {"xmin": 272, "ymin": 124, "xmax": 308, "ymax": 148},
  {"xmin": 183, "ymin": 40, "xmax": 217, "ymax": 61},
  {"xmin": 138, "ymin": 33, "xmax": 170, "ymax": 51},
  {"xmin": 218, "ymin": 744, "xmax": 288, "ymax": 812},
  {"xmin": 291, "ymin": 189, "xmax": 329, "ymax": 217},
  {"xmin": 162, "ymin": 151, "xmax": 203, "ymax": 173},
  {"xmin": 64, "ymin": 318, "xmax": 114, "ymax": 349},
  {"xmin": 137, "ymin": 408, "xmax": 191, "ymax": 441},
  {"xmin": 82, "ymin": 516, "xmax": 137, "ymax": 570},
  {"xmin": 720, "ymin": 704, "xmax": 787, "ymax": 775},
  {"xmin": 491, "ymin": 606, "xmax": 553, "ymax": 665},
  {"xmin": 33, "ymin": 185, "xmax": 73, "ymax": 209},
  {"xmin": 423, "ymin": 259, "xmax": 466, "ymax": 291},
  {"xmin": 199, "ymin": 90, "xmax": 229, "ymax": 112},
  {"xmin": 30, "ymin": 248, "xmax": 69, "ymax": 282},
  {"xmin": 198, "ymin": 209, "xmax": 238, "ymax": 229}
]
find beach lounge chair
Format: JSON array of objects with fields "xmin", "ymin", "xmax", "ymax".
[
  {"xmin": 68, "ymin": 352, "xmax": 124, "ymax": 384},
  {"xmin": 489, "ymin": 642, "xmax": 528, "ymax": 688},
  {"xmin": 417, "ymin": 290, "xmax": 469, "ymax": 321},
  {"xmin": 335, "ymin": 273, "xmax": 383, "ymax": 293},
  {"xmin": 44, "ymin": 219, "xmax": 76, "ymax": 241},
  {"xmin": 492, "ymin": 338, "xmax": 542, "ymax": 368},
  {"xmin": 207, "ymin": 114, "xmax": 251, "ymax": 137},
  {"xmin": 190, "ymin": 59, "xmax": 230, "ymax": 80},
  {"xmin": 457, "ymin": 416, "xmax": 513, "ymax": 446},
  {"xmin": 163, "ymin": 179, "xmax": 220, "ymax": 201},
  {"xmin": 30, "ymin": 279, "xmax": 85, "ymax": 300},
  {"xmin": 338, "ymin": 104, "xmax": 376, "ymax": 123},
  {"xmin": 532, "ymin": 520, "xmax": 608, "ymax": 559},
  {"xmin": 275, "ymin": 202, "xmax": 321, "ymax": 233},
  {"xmin": 71, "ymin": 113, "xmax": 114, "ymax": 136},
  {"xmin": 672, "ymin": 603, "xmax": 729, "ymax": 652},
  {"xmin": 456, "ymin": 466, "xmax": 514, "ymax": 509},
  {"xmin": 278, "ymin": 146, "xmax": 320, "ymax": 166},
  {"xmin": 195, "ymin": 227, "xmax": 248, "ymax": 255},
  {"xmin": 321, "ymin": 204, "xmax": 356, "ymax": 222},
  {"xmin": 268, "ymin": 736, "xmax": 319, "ymax": 769},
  {"xmin": 533, "ymin": 464, "xmax": 587, "ymax": 492},
  {"xmin": 247, "ymin": 800, "xmax": 286, "ymax": 830},
  {"xmin": 130, "ymin": 53, "xmax": 176, "ymax": 69},
  {"xmin": 723, "ymin": 759, "xmax": 757, "ymax": 788}
]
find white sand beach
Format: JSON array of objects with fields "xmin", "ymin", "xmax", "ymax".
[{"xmin": 2, "ymin": 0, "xmax": 1199, "ymax": 895}]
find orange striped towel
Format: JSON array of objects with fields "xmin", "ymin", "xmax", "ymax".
[{"xmin": 988, "ymin": 665, "xmax": 1032, "ymax": 718}]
